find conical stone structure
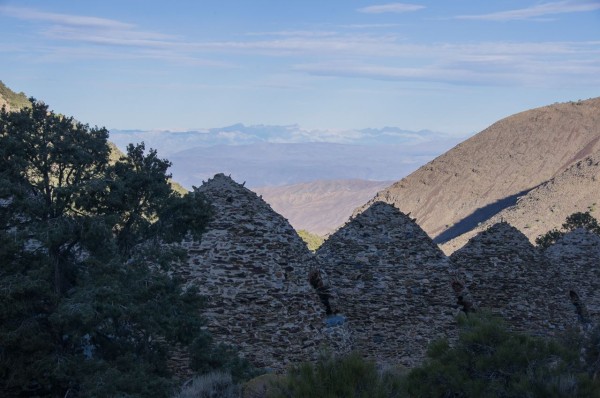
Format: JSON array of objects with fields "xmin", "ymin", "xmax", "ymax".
[
  {"xmin": 545, "ymin": 228, "xmax": 600, "ymax": 327},
  {"xmin": 450, "ymin": 222, "xmax": 575, "ymax": 334},
  {"xmin": 316, "ymin": 201, "xmax": 459, "ymax": 367},
  {"xmin": 177, "ymin": 174, "xmax": 325, "ymax": 370}
]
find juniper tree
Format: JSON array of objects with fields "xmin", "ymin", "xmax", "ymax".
[
  {"xmin": 536, "ymin": 211, "xmax": 600, "ymax": 248},
  {"xmin": 0, "ymin": 100, "xmax": 228, "ymax": 397}
]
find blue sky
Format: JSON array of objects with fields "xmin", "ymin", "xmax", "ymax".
[{"xmin": 1, "ymin": 1, "xmax": 599, "ymax": 136}]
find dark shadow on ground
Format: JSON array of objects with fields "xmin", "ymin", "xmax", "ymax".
[{"xmin": 433, "ymin": 187, "xmax": 535, "ymax": 244}]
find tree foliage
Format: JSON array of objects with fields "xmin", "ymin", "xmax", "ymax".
[
  {"xmin": 536, "ymin": 211, "xmax": 600, "ymax": 248},
  {"xmin": 269, "ymin": 352, "xmax": 403, "ymax": 398},
  {"xmin": 0, "ymin": 100, "xmax": 234, "ymax": 397},
  {"xmin": 267, "ymin": 314, "xmax": 600, "ymax": 398},
  {"xmin": 404, "ymin": 313, "xmax": 598, "ymax": 397}
]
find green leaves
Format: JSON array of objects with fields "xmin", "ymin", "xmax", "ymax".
[
  {"xmin": 297, "ymin": 229, "xmax": 325, "ymax": 252},
  {"xmin": 536, "ymin": 211, "xmax": 600, "ymax": 248},
  {"xmin": 269, "ymin": 352, "xmax": 403, "ymax": 398},
  {"xmin": 1, "ymin": 99, "xmax": 109, "ymax": 220},
  {"xmin": 404, "ymin": 313, "xmax": 598, "ymax": 398},
  {"xmin": 563, "ymin": 211, "xmax": 600, "ymax": 234},
  {"xmin": 0, "ymin": 100, "xmax": 223, "ymax": 397}
]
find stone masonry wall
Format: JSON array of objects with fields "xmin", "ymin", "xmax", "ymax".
[
  {"xmin": 449, "ymin": 222, "xmax": 577, "ymax": 335},
  {"xmin": 176, "ymin": 174, "xmax": 326, "ymax": 371},
  {"xmin": 170, "ymin": 175, "xmax": 598, "ymax": 373},
  {"xmin": 316, "ymin": 201, "xmax": 459, "ymax": 367},
  {"xmin": 545, "ymin": 228, "xmax": 600, "ymax": 328}
]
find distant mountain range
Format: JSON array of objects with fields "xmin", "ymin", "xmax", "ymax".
[
  {"xmin": 109, "ymin": 125, "xmax": 453, "ymax": 155},
  {"xmin": 0, "ymin": 81, "xmax": 462, "ymax": 235},
  {"xmin": 109, "ymin": 125, "xmax": 464, "ymax": 188}
]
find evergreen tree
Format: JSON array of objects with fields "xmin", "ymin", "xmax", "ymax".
[
  {"xmin": 0, "ymin": 100, "xmax": 227, "ymax": 397},
  {"xmin": 536, "ymin": 211, "xmax": 600, "ymax": 248}
]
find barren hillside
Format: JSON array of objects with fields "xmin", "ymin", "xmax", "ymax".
[
  {"xmin": 442, "ymin": 153, "xmax": 600, "ymax": 253},
  {"xmin": 254, "ymin": 179, "xmax": 391, "ymax": 236},
  {"xmin": 358, "ymin": 98, "xmax": 600, "ymax": 242}
]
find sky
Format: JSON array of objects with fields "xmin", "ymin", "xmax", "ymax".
[{"xmin": 1, "ymin": 1, "xmax": 599, "ymax": 136}]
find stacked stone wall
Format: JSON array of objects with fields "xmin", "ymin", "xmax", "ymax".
[
  {"xmin": 176, "ymin": 174, "xmax": 326, "ymax": 370},
  {"xmin": 545, "ymin": 228, "xmax": 600, "ymax": 328},
  {"xmin": 317, "ymin": 201, "xmax": 459, "ymax": 367},
  {"xmin": 172, "ymin": 175, "xmax": 599, "ymax": 373},
  {"xmin": 450, "ymin": 222, "xmax": 577, "ymax": 335}
]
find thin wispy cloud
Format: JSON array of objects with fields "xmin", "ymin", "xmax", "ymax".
[
  {"xmin": 0, "ymin": 6, "xmax": 223, "ymax": 65},
  {"xmin": 2, "ymin": 5, "xmax": 599, "ymax": 91},
  {"xmin": 455, "ymin": 1, "xmax": 600, "ymax": 21},
  {"xmin": 357, "ymin": 3, "xmax": 425, "ymax": 14},
  {"xmin": 339, "ymin": 23, "xmax": 402, "ymax": 29},
  {"xmin": 0, "ymin": 6, "xmax": 133, "ymax": 29},
  {"xmin": 293, "ymin": 39, "xmax": 600, "ymax": 87},
  {"xmin": 245, "ymin": 30, "xmax": 338, "ymax": 37},
  {"xmin": 44, "ymin": 26, "xmax": 177, "ymax": 48},
  {"xmin": 202, "ymin": 37, "xmax": 406, "ymax": 56},
  {"xmin": 1, "ymin": 6, "xmax": 178, "ymax": 45},
  {"xmin": 295, "ymin": 62, "xmax": 519, "ymax": 86}
]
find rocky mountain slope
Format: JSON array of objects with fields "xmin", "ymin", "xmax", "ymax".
[
  {"xmin": 253, "ymin": 179, "xmax": 392, "ymax": 236},
  {"xmin": 358, "ymin": 98, "xmax": 600, "ymax": 246},
  {"xmin": 0, "ymin": 81, "xmax": 30, "ymax": 111},
  {"xmin": 442, "ymin": 153, "xmax": 600, "ymax": 253}
]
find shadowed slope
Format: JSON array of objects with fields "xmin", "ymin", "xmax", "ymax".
[
  {"xmin": 358, "ymin": 98, "xmax": 600, "ymax": 242},
  {"xmin": 443, "ymin": 153, "xmax": 600, "ymax": 253}
]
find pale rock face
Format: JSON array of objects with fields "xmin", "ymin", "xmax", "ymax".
[
  {"xmin": 545, "ymin": 228, "xmax": 600, "ymax": 327},
  {"xmin": 176, "ymin": 174, "xmax": 326, "ymax": 370},
  {"xmin": 450, "ymin": 222, "xmax": 577, "ymax": 334},
  {"xmin": 317, "ymin": 201, "xmax": 459, "ymax": 367}
]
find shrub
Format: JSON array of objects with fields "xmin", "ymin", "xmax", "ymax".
[
  {"xmin": 536, "ymin": 228, "xmax": 564, "ymax": 249},
  {"xmin": 404, "ymin": 312, "xmax": 599, "ymax": 397},
  {"xmin": 174, "ymin": 371, "xmax": 240, "ymax": 398},
  {"xmin": 189, "ymin": 338, "xmax": 260, "ymax": 383},
  {"xmin": 242, "ymin": 373, "xmax": 284, "ymax": 398},
  {"xmin": 297, "ymin": 230, "xmax": 325, "ymax": 252},
  {"xmin": 268, "ymin": 351, "xmax": 403, "ymax": 398}
]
